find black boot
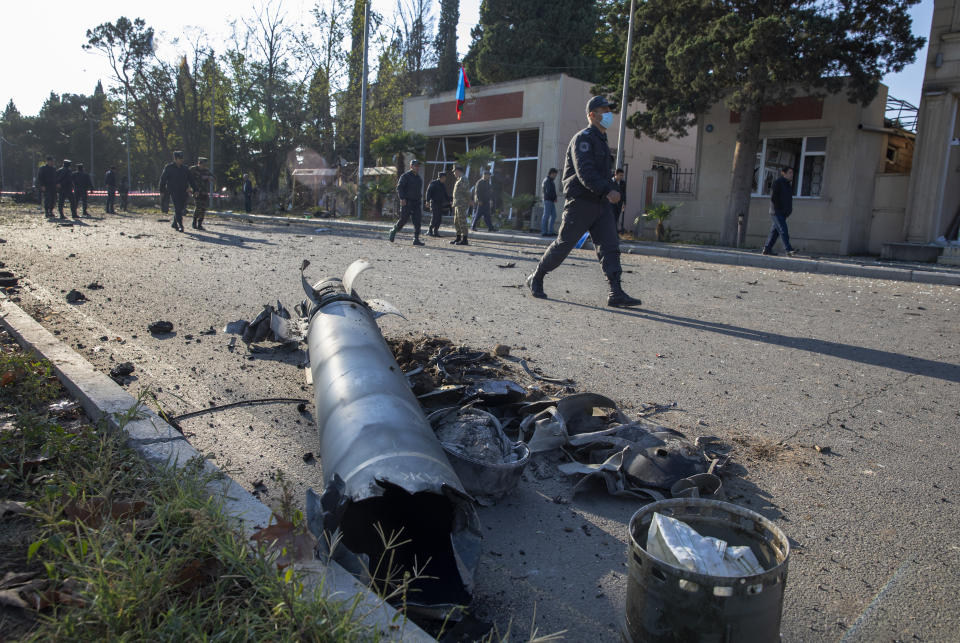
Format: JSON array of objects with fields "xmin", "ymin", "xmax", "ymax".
[
  {"xmin": 413, "ymin": 235, "xmax": 425, "ymax": 246},
  {"xmin": 459, "ymin": 233, "xmax": 469, "ymax": 246},
  {"xmin": 607, "ymin": 278, "xmax": 642, "ymax": 308},
  {"xmin": 451, "ymin": 235, "xmax": 461, "ymax": 245},
  {"xmin": 526, "ymin": 271, "xmax": 546, "ymax": 299}
]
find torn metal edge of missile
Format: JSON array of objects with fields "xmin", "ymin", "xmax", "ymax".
[{"xmin": 301, "ymin": 259, "xmax": 481, "ymax": 617}]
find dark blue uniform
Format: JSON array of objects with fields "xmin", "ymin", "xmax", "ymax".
[
  {"xmin": 104, "ymin": 169, "xmax": 117, "ymax": 213},
  {"xmin": 55, "ymin": 163, "xmax": 77, "ymax": 218},
  {"xmin": 763, "ymin": 175, "xmax": 795, "ymax": 254},
  {"xmin": 390, "ymin": 168, "xmax": 424, "ymax": 244},
  {"xmin": 425, "ymin": 178, "xmax": 450, "ymax": 236},
  {"xmin": 37, "ymin": 164, "xmax": 57, "ymax": 216},
  {"xmin": 535, "ymin": 125, "xmax": 622, "ymax": 279},
  {"xmin": 72, "ymin": 169, "xmax": 93, "ymax": 216},
  {"xmin": 158, "ymin": 162, "xmax": 197, "ymax": 232}
]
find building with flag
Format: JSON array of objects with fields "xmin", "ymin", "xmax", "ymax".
[{"xmin": 402, "ymin": 73, "xmax": 697, "ymax": 227}]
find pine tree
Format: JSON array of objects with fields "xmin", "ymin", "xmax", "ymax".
[
  {"xmin": 434, "ymin": 0, "xmax": 459, "ymax": 91},
  {"xmin": 591, "ymin": 0, "xmax": 925, "ymax": 246},
  {"xmin": 466, "ymin": 0, "xmax": 599, "ymax": 84}
]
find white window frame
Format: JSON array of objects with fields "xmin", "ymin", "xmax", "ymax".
[{"xmin": 751, "ymin": 135, "xmax": 827, "ymax": 199}]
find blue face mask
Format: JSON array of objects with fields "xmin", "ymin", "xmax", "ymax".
[{"xmin": 599, "ymin": 112, "xmax": 614, "ymax": 128}]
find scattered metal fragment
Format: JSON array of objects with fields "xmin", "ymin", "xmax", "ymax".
[
  {"xmin": 516, "ymin": 358, "xmax": 573, "ymax": 385},
  {"xmin": 0, "ymin": 271, "xmax": 19, "ymax": 288},
  {"xmin": 109, "ymin": 362, "xmax": 134, "ymax": 379},
  {"xmin": 86, "ymin": 281, "xmax": 104, "ymax": 290},
  {"xmin": 466, "ymin": 379, "xmax": 526, "ymax": 405},
  {"xmin": 148, "ymin": 321, "xmax": 174, "ymax": 334},
  {"xmin": 65, "ymin": 289, "xmax": 86, "ymax": 304}
]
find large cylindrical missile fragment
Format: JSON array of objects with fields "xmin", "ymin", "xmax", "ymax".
[{"xmin": 306, "ymin": 269, "xmax": 480, "ymax": 613}]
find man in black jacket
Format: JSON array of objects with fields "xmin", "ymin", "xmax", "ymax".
[
  {"xmin": 471, "ymin": 169, "xmax": 495, "ymax": 232},
  {"xmin": 526, "ymin": 96, "xmax": 641, "ymax": 308},
  {"xmin": 37, "ymin": 156, "xmax": 57, "ymax": 218},
  {"xmin": 104, "ymin": 166, "xmax": 117, "ymax": 213},
  {"xmin": 158, "ymin": 151, "xmax": 197, "ymax": 232},
  {"xmin": 242, "ymin": 174, "xmax": 254, "ymax": 212},
  {"xmin": 762, "ymin": 167, "xmax": 797, "ymax": 256},
  {"xmin": 541, "ymin": 168, "xmax": 558, "ymax": 236},
  {"xmin": 425, "ymin": 171, "xmax": 451, "ymax": 237},
  {"xmin": 388, "ymin": 159, "xmax": 425, "ymax": 246},
  {"xmin": 56, "ymin": 160, "xmax": 77, "ymax": 219},
  {"xmin": 72, "ymin": 163, "xmax": 93, "ymax": 217}
]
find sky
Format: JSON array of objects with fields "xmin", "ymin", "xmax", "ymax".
[{"xmin": 0, "ymin": 0, "xmax": 934, "ymax": 118}]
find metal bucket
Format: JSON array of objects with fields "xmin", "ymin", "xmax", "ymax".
[{"xmin": 625, "ymin": 498, "xmax": 790, "ymax": 643}]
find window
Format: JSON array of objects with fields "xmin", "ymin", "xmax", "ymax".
[{"xmin": 752, "ymin": 136, "xmax": 827, "ymax": 197}]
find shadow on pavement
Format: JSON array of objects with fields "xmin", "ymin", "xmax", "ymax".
[{"xmin": 549, "ymin": 300, "xmax": 960, "ymax": 383}]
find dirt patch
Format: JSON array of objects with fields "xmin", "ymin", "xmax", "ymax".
[{"xmin": 732, "ymin": 436, "xmax": 811, "ymax": 466}]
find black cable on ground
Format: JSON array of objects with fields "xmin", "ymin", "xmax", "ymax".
[{"xmin": 172, "ymin": 397, "xmax": 311, "ymax": 422}]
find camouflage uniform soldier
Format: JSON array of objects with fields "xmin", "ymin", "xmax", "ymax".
[
  {"xmin": 451, "ymin": 165, "xmax": 470, "ymax": 246},
  {"xmin": 189, "ymin": 157, "xmax": 213, "ymax": 230}
]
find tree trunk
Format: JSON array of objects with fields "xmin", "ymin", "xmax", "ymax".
[{"xmin": 721, "ymin": 104, "xmax": 763, "ymax": 246}]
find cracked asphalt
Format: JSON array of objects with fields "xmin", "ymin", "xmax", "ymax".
[{"xmin": 2, "ymin": 205, "xmax": 959, "ymax": 641}]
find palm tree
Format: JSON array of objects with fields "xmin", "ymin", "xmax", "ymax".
[{"xmin": 370, "ymin": 131, "xmax": 427, "ymax": 176}]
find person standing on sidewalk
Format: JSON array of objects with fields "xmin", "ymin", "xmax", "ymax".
[
  {"xmin": 158, "ymin": 151, "xmax": 196, "ymax": 232},
  {"xmin": 242, "ymin": 173, "xmax": 254, "ymax": 213},
  {"xmin": 425, "ymin": 171, "xmax": 451, "ymax": 237},
  {"xmin": 541, "ymin": 168, "xmax": 558, "ymax": 236},
  {"xmin": 119, "ymin": 174, "xmax": 129, "ymax": 211},
  {"xmin": 451, "ymin": 165, "xmax": 470, "ymax": 245},
  {"xmin": 471, "ymin": 169, "xmax": 496, "ymax": 232},
  {"xmin": 37, "ymin": 156, "xmax": 57, "ymax": 218},
  {"xmin": 389, "ymin": 158, "xmax": 425, "ymax": 246},
  {"xmin": 526, "ymin": 96, "xmax": 642, "ymax": 308},
  {"xmin": 189, "ymin": 157, "xmax": 213, "ymax": 230},
  {"xmin": 56, "ymin": 159, "xmax": 77, "ymax": 219},
  {"xmin": 72, "ymin": 163, "xmax": 93, "ymax": 217},
  {"xmin": 104, "ymin": 166, "xmax": 117, "ymax": 214},
  {"xmin": 762, "ymin": 167, "xmax": 797, "ymax": 256}
]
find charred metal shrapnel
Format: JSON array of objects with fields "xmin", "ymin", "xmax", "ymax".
[
  {"xmin": 303, "ymin": 260, "xmax": 481, "ymax": 615},
  {"xmin": 428, "ymin": 407, "xmax": 530, "ymax": 506}
]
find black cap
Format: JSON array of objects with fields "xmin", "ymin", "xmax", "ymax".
[
  {"xmin": 63, "ymin": 159, "xmax": 72, "ymax": 166},
  {"xmin": 174, "ymin": 151, "xmax": 184, "ymax": 159},
  {"xmin": 586, "ymin": 95, "xmax": 611, "ymax": 112},
  {"xmin": 410, "ymin": 159, "xmax": 421, "ymax": 166},
  {"xmin": 198, "ymin": 157, "xmax": 208, "ymax": 164}
]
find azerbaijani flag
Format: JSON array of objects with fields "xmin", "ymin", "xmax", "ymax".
[{"xmin": 456, "ymin": 67, "xmax": 470, "ymax": 120}]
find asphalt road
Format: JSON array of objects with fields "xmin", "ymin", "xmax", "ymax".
[{"xmin": 2, "ymin": 206, "xmax": 958, "ymax": 641}]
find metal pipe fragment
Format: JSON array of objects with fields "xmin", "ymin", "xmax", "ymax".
[{"xmin": 304, "ymin": 262, "xmax": 480, "ymax": 614}]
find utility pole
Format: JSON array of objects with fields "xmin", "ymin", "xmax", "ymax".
[
  {"xmin": 124, "ymin": 88, "xmax": 132, "ymax": 192},
  {"xmin": 356, "ymin": 0, "xmax": 370, "ymax": 219},
  {"xmin": 209, "ymin": 50, "xmax": 215, "ymax": 209},
  {"xmin": 615, "ymin": 0, "xmax": 636, "ymax": 174},
  {"xmin": 89, "ymin": 117, "xmax": 95, "ymax": 179}
]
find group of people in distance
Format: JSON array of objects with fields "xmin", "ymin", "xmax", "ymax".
[
  {"xmin": 35, "ymin": 157, "xmax": 127, "ymax": 219},
  {"xmin": 387, "ymin": 95, "xmax": 643, "ymax": 309}
]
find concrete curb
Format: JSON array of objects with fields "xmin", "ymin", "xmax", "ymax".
[
  {"xmin": 210, "ymin": 210, "xmax": 960, "ymax": 286},
  {"xmin": 0, "ymin": 291, "xmax": 434, "ymax": 642}
]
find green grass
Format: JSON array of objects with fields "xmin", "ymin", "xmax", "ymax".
[{"xmin": 0, "ymin": 336, "xmax": 377, "ymax": 642}]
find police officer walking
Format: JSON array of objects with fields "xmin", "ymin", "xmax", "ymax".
[
  {"xmin": 72, "ymin": 163, "xmax": 93, "ymax": 217},
  {"xmin": 158, "ymin": 151, "xmax": 197, "ymax": 232},
  {"xmin": 541, "ymin": 168, "xmax": 558, "ymax": 236},
  {"xmin": 388, "ymin": 158, "xmax": 425, "ymax": 246},
  {"xmin": 526, "ymin": 96, "xmax": 642, "ymax": 308},
  {"xmin": 471, "ymin": 169, "xmax": 495, "ymax": 232},
  {"xmin": 104, "ymin": 166, "xmax": 117, "ymax": 214},
  {"xmin": 425, "ymin": 171, "xmax": 451, "ymax": 237},
  {"xmin": 56, "ymin": 159, "xmax": 78, "ymax": 219},
  {"xmin": 37, "ymin": 156, "xmax": 57, "ymax": 218},
  {"xmin": 189, "ymin": 157, "xmax": 213, "ymax": 230}
]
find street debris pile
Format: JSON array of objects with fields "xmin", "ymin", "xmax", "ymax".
[{"xmin": 221, "ymin": 260, "xmax": 736, "ymax": 619}]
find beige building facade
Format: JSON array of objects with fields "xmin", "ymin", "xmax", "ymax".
[
  {"xmin": 903, "ymin": 0, "xmax": 960, "ymax": 245},
  {"xmin": 401, "ymin": 74, "xmax": 695, "ymax": 224},
  {"xmin": 652, "ymin": 84, "xmax": 915, "ymax": 255}
]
